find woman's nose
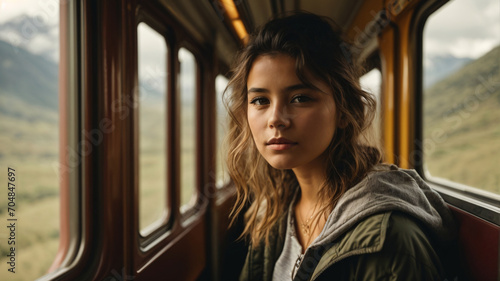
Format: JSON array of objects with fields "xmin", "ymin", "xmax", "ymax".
[{"xmin": 268, "ymin": 104, "xmax": 291, "ymax": 129}]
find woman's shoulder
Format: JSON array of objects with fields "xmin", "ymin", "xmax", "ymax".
[
  {"xmin": 384, "ymin": 211, "xmax": 438, "ymax": 252},
  {"xmin": 353, "ymin": 211, "xmax": 446, "ymax": 280},
  {"xmin": 312, "ymin": 211, "xmax": 448, "ymax": 280},
  {"xmin": 335, "ymin": 211, "xmax": 438, "ymax": 256},
  {"xmin": 380, "ymin": 212, "xmax": 448, "ymax": 278}
]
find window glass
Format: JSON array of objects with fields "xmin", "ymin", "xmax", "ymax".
[
  {"xmin": 137, "ymin": 23, "xmax": 168, "ymax": 234},
  {"xmin": 360, "ymin": 68, "xmax": 382, "ymax": 146},
  {"xmin": 423, "ymin": 0, "xmax": 500, "ymax": 195},
  {"xmin": 0, "ymin": 1, "xmax": 61, "ymax": 279},
  {"xmin": 178, "ymin": 48, "xmax": 197, "ymax": 212},
  {"xmin": 215, "ymin": 75, "xmax": 230, "ymax": 188}
]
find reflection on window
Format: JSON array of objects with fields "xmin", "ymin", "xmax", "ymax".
[
  {"xmin": 215, "ymin": 75, "xmax": 230, "ymax": 188},
  {"xmin": 138, "ymin": 23, "xmax": 168, "ymax": 235},
  {"xmin": 360, "ymin": 68, "xmax": 382, "ymax": 146},
  {"xmin": 0, "ymin": 1, "xmax": 60, "ymax": 279},
  {"xmin": 423, "ymin": 0, "xmax": 500, "ymax": 195},
  {"xmin": 178, "ymin": 48, "xmax": 197, "ymax": 212}
]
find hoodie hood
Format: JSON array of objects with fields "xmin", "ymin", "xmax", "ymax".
[{"xmin": 311, "ymin": 163, "xmax": 457, "ymax": 248}]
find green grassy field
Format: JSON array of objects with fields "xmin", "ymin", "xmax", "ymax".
[
  {"xmin": 0, "ymin": 89, "xmax": 60, "ymax": 279},
  {"xmin": 0, "ymin": 156, "xmax": 60, "ymax": 280}
]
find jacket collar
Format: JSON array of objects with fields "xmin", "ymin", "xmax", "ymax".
[
  {"xmin": 244, "ymin": 211, "xmax": 392, "ymax": 281},
  {"xmin": 307, "ymin": 212, "xmax": 391, "ymax": 280}
]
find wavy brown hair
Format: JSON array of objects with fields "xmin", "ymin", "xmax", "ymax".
[{"xmin": 224, "ymin": 12, "xmax": 383, "ymax": 245}]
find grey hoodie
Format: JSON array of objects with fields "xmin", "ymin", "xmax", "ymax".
[{"xmin": 312, "ymin": 163, "xmax": 456, "ymax": 246}]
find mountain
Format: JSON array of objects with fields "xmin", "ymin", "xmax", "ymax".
[
  {"xmin": 424, "ymin": 54, "xmax": 472, "ymax": 88},
  {"xmin": 423, "ymin": 45, "xmax": 500, "ymax": 193},
  {"xmin": 0, "ymin": 39, "xmax": 58, "ymax": 112},
  {"xmin": 424, "ymin": 45, "xmax": 499, "ymax": 119}
]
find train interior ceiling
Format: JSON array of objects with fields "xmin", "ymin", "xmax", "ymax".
[
  {"xmin": 0, "ymin": 0, "xmax": 498, "ymax": 280},
  {"xmin": 178, "ymin": 0, "xmax": 377, "ymax": 69}
]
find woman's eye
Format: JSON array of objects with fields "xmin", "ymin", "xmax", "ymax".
[
  {"xmin": 291, "ymin": 95, "xmax": 312, "ymax": 103},
  {"xmin": 249, "ymin": 97, "xmax": 269, "ymax": 105}
]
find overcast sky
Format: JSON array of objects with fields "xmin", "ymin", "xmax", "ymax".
[
  {"xmin": 0, "ymin": 0, "xmax": 59, "ymax": 61},
  {"xmin": 424, "ymin": 0, "xmax": 500, "ymax": 59},
  {"xmin": 137, "ymin": 23, "xmax": 167, "ymax": 97}
]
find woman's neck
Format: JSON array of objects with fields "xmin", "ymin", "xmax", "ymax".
[
  {"xmin": 292, "ymin": 162, "xmax": 327, "ymax": 206},
  {"xmin": 292, "ymin": 164, "xmax": 329, "ymax": 250}
]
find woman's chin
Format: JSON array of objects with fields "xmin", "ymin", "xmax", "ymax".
[{"xmin": 266, "ymin": 159, "xmax": 296, "ymax": 170}]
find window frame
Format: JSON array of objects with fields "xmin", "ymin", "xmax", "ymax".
[
  {"xmin": 413, "ymin": 0, "xmax": 500, "ymax": 225},
  {"xmin": 130, "ymin": 3, "xmax": 209, "ymax": 279},
  {"xmin": 214, "ymin": 73, "xmax": 231, "ymax": 190},
  {"xmin": 35, "ymin": 0, "xmax": 84, "ymax": 279},
  {"xmin": 176, "ymin": 43, "xmax": 204, "ymax": 222},
  {"xmin": 213, "ymin": 71, "xmax": 237, "ymax": 208},
  {"xmin": 135, "ymin": 16, "xmax": 172, "ymax": 242}
]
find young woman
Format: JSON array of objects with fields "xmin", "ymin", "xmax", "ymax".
[{"xmin": 224, "ymin": 12, "xmax": 458, "ymax": 281}]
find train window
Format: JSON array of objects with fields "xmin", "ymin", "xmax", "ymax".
[
  {"xmin": 422, "ymin": 0, "xmax": 500, "ymax": 196},
  {"xmin": 215, "ymin": 75, "xmax": 230, "ymax": 188},
  {"xmin": 137, "ymin": 23, "xmax": 168, "ymax": 234},
  {"xmin": 360, "ymin": 68, "xmax": 382, "ymax": 145},
  {"xmin": 0, "ymin": 0, "xmax": 63, "ymax": 279},
  {"xmin": 178, "ymin": 48, "xmax": 198, "ymax": 213}
]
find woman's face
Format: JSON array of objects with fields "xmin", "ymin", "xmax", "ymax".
[{"xmin": 247, "ymin": 53, "xmax": 337, "ymax": 171}]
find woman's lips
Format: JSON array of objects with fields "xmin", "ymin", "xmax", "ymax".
[
  {"xmin": 267, "ymin": 143, "xmax": 296, "ymax": 150},
  {"xmin": 266, "ymin": 137, "xmax": 297, "ymax": 150}
]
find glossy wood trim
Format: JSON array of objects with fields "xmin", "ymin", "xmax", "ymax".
[
  {"xmin": 393, "ymin": 9, "xmax": 416, "ymax": 169},
  {"xmin": 136, "ymin": 218, "xmax": 207, "ymax": 280},
  {"xmin": 344, "ymin": 0, "xmax": 402, "ymax": 165},
  {"xmin": 44, "ymin": 1, "xmax": 120, "ymax": 280},
  {"xmin": 49, "ymin": 1, "xmax": 71, "ymax": 272},
  {"xmin": 89, "ymin": 0, "xmax": 129, "ymax": 279},
  {"xmin": 202, "ymin": 45, "xmax": 221, "ymax": 281},
  {"xmin": 379, "ymin": 26, "xmax": 398, "ymax": 164},
  {"xmin": 345, "ymin": 0, "xmax": 385, "ymax": 42}
]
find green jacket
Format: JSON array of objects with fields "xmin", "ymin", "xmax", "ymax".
[
  {"xmin": 240, "ymin": 211, "xmax": 450, "ymax": 281},
  {"xmin": 239, "ymin": 165, "xmax": 458, "ymax": 281}
]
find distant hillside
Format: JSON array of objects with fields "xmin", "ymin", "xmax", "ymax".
[
  {"xmin": 0, "ymin": 39, "xmax": 59, "ymax": 161},
  {"xmin": 424, "ymin": 54, "xmax": 472, "ymax": 88},
  {"xmin": 0, "ymin": 39, "xmax": 58, "ymax": 112},
  {"xmin": 423, "ymin": 45, "xmax": 500, "ymax": 193},
  {"xmin": 424, "ymin": 45, "xmax": 500, "ymax": 120}
]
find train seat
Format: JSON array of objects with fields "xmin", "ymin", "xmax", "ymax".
[{"xmin": 449, "ymin": 206, "xmax": 500, "ymax": 281}]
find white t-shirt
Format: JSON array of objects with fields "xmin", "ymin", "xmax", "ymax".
[{"xmin": 272, "ymin": 194, "xmax": 332, "ymax": 280}]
